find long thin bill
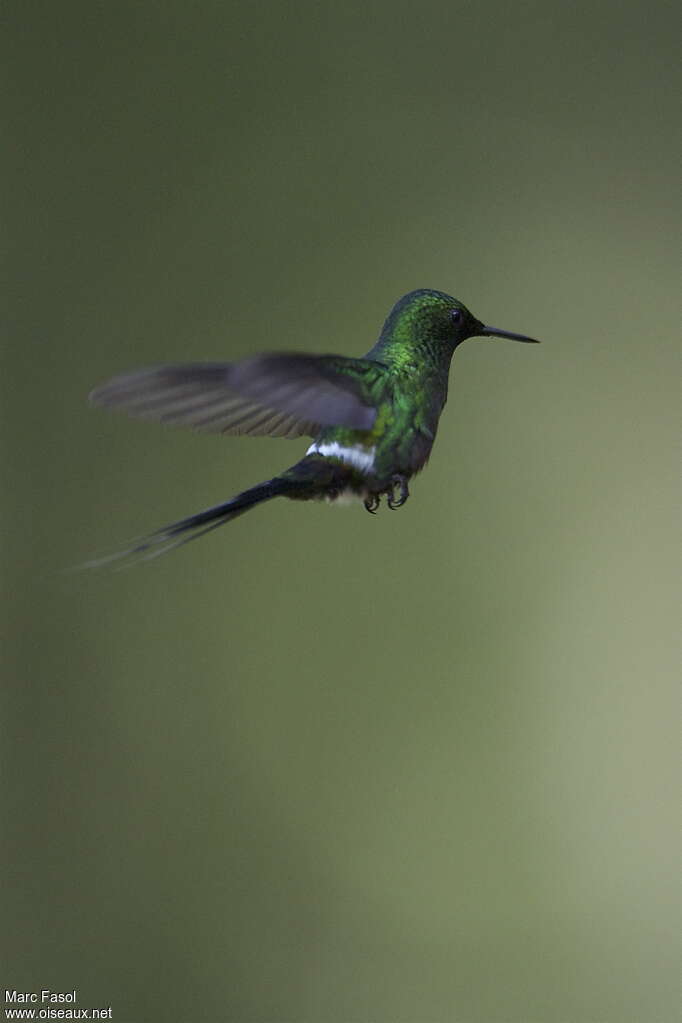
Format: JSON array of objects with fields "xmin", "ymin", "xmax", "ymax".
[{"xmin": 481, "ymin": 325, "xmax": 540, "ymax": 343}]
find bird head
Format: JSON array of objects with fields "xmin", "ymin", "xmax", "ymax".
[{"xmin": 381, "ymin": 289, "xmax": 539, "ymax": 349}]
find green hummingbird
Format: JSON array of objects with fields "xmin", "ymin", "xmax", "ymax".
[{"xmin": 90, "ymin": 289, "xmax": 538, "ymax": 561}]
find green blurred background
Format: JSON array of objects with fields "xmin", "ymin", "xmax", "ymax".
[{"xmin": 3, "ymin": 1, "xmax": 679, "ymax": 1020}]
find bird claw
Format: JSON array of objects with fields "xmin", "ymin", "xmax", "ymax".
[
  {"xmin": 364, "ymin": 477, "xmax": 409, "ymax": 513},
  {"xmin": 387, "ymin": 475, "xmax": 409, "ymax": 510},
  {"xmin": 364, "ymin": 494, "xmax": 381, "ymax": 514}
]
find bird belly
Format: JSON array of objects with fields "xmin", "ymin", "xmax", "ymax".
[
  {"xmin": 326, "ymin": 488, "xmax": 366, "ymax": 506},
  {"xmin": 305, "ymin": 441, "xmax": 373, "ymax": 503}
]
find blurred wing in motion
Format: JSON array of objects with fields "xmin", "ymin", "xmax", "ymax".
[{"xmin": 89, "ymin": 354, "xmax": 379, "ymax": 439}]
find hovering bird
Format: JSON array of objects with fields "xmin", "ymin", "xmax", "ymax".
[{"xmin": 90, "ymin": 288, "xmax": 538, "ymax": 561}]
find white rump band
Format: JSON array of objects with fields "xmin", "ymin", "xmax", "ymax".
[{"xmin": 306, "ymin": 441, "xmax": 376, "ymax": 473}]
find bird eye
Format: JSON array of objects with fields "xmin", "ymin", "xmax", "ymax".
[{"xmin": 450, "ymin": 309, "xmax": 462, "ymax": 324}]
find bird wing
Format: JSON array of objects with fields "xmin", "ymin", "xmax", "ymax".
[{"xmin": 89, "ymin": 354, "xmax": 380, "ymax": 439}]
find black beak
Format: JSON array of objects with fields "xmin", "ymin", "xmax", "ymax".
[{"xmin": 480, "ymin": 324, "xmax": 540, "ymax": 344}]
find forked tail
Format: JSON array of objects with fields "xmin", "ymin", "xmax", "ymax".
[
  {"xmin": 81, "ymin": 475, "xmax": 297, "ymax": 569},
  {"xmin": 79, "ymin": 453, "xmax": 359, "ymax": 569}
]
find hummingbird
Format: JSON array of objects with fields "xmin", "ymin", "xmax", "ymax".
[{"xmin": 89, "ymin": 289, "xmax": 539, "ymax": 561}]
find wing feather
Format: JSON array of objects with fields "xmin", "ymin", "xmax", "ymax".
[{"xmin": 89, "ymin": 356, "xmax": 378, "ymax": 439}]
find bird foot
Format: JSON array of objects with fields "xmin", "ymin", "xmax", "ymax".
[
  {"xmin": 364, "ymin": 476, "xmax": 410, "ymax": 513},
  {"xmin": 387, "ymin": 475, "xmax": 409, "ymax": 510},
  {"xmin": 364, "ymin": 494, "xmax": 381, "ymax": 514}
]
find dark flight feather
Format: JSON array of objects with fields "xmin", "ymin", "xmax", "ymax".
[{"xmin": 89, "ymin": 355, "xmax": 378, "ymax": 438}]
